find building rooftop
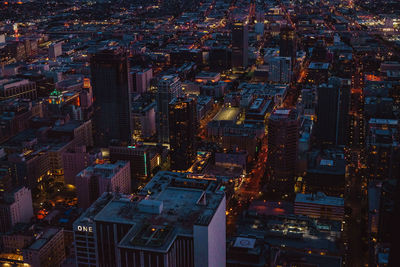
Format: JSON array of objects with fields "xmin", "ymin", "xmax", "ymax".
[
  {"xmin": 233, "ymin": 237, "xmax": 256, "ymax": 249},
  {"xmin": 369, "ymin": 118, "xmax": 398, "ymax": 126},
  {"xmin": 212, "ymin": 107, "xmax": 240, "ymax": 121},
  {"xmin": 248, "ymin": 201, "xmax": 294, "ymax": 216},
  {"xmin": 295, "ymin": 192, "xmax": 344, "ymax": 207},
  {"xmin": 27, "ymin": 227, "xmax": 60, "ymax": 251},
  {"xmin": 274, "ymin": 109, "xmax": 290, "ymax": 115},
  {"xmin": 76, "ymin": 161, "xmax": 128, "ymax": 180},
  {"xmin": 195, "ymin": 71, "xmax": 220, "ymax": 78},
  {"xmin": 237, "ymin": 212, "xmax": 342, "ymax": 254},
  {"xmin": 73, "ymin": 192, "xmax": 116, "ymax": 229},
  {"xmin": 309, "ymin": 62, "xmax": 330, "ymax": 70},
  {"xmin": 270, "ymin": 108, "xmax": 298, "ymax": 120},
  {"xmin": 273, "ymin": 249, "xmax": 342, "ymax": 267},
  {"xmin": 306, "ymin": 149, "xmax": 346, "ymax": 176},
  {"xmin": 51, "ymin": 120, "xmax": 85, "ymax": 133},
  {"xmin": 93, "ymin": 171, "xmax": 225, "ymax": 253}
]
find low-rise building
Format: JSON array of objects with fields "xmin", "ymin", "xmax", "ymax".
[
  {"xmin": 23, "ymin": 227, "xmax": 65, "ymax": 267},
  {"xmin": 294, "ymin": 192, "xmax": 344, "ymax": 221}
]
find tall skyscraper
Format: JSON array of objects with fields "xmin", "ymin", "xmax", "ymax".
[
  {"xmin": 315, "ymin": 77, "xmax": 350, "ymax": 146},
  {"xmin": 91, "ymin": 46, "xmax": 132, "ymax": 147},
  {"xmin": 267, "ymin": 108, "xmax": 299, "ymax": 195},
  {"xmin": 156, "ymin": 75, "xmax": 182, "ymax": 144},
  {"xmin": 231, "ymin": 21, "xmax": 248, "ymax": 70},
  {"xmin": 73, "ymin": 171, "xmax": 226, "ymax": 267},
  {"xmin": 169, "ymin": 97, "xmax": 198, "ymax": 170},
  {"xmin": 279, "ymin": 26, "xmax": 296, "ymax": 62}
]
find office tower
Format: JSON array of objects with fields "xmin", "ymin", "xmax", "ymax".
[
  {"xmin": 170, "ymin": 48, "xmax": 203, "ymax": 66},
  {"xmin": 315, "ymin": 77, "xmax": 350, "ymax": 146},
  {"xmin": 109, "ymin": 145, "xmax": 160, "ymax": 185},
  {"xmin": 231, "ymin": 21, "xmax": 248, "ymax": 70},
  {"xmin": 23, "ymin": 227, "xmax": 65, "ymax": 267},
  {"xmin": 7, "ymin": 41, "xmax": 26, "ymax": 61},
  {"xmin": 268, "ymin": 57, "xmax": 292, "ymax": 84},
  {"xmin": 304, "ymin": 149, "xmax": 346, "ymax": 196},
  {"xmin": 255, "ymin": 22, "xmax": 264, "ymax": 35},
  {"xmin": 0, "ymin": 166, "xmax": 13, "ymax": 192},
  {"xmin": 129, "ymin": 67, "xmax": 153, "ymax": 94},
  {"xmin": 49, "ymin": 41, "xmax": 62, "ymax": 59},
  {"xmin": 209, "ymin": 46, "xmax": 231, "ymax": 72},
  {"xmin": 49, "ymin": 120, "xmax": 94, "ymax": 148},
  {"xmin": 306, "ymin": 62, "xmax": 330, "ymax": 85},
  {"xmin": 7, "ymin": 151, "xmax": 49, "ymax": 189},
  {"xmin": 300, "ymin": 87, "xmax": 317, "ymax": 115},
  {"xmin": 131, "ymin": 101, "xmax": 156, "ymax": 141},
  {"xmin": 73, "ymin": 171, "xmax": 226, "ymax": 267},
  {"xmin": 366, "ymin": 118, "xmax": 400, "ymax": 181},
  {"xmin": 23, "ymin": 38, "xmax": 37, "ymax": 58},
  {"xmin": 364, "ymin": 97, "xmax": 394, "ymax": 121},
  {"xmin": 311, "ymin": 40, "xmax": 328, "ymax": 62},
  {"xmin": 62, "ymin": 146, "xmax": 100, "ymax": 185},
  {"xmin": 0, "ymin": 78, "xmax": 37, "ymax": 101},
  {"xmin": 169, "ymin": 97, "xmax": 198, "ymax": 170},
  {"xmin": 279, "ymin": 26, "xmax": 296, "ymax": 61},
  {"xmin": 73, "ymin": 193, "xmax": 113, "ymax": 267},
  {"xmin": 91, "ymin": 47, "xmax": 132, "ymax": 147},
  {"xmin": 267, "ymin": 108, "xmax": 299, "ymax": 195},
  {"xmin": 156, "ymin": 75, "xmax": 182, "ymax": 144},
  {"xmin": 75, "ymin": 161, "xmax": 131, "ymax": 209},
  {"xmin": 0, "ymin": 186, "xmax": 33, "ymax": 233},
  {"xmin": 388, "ymin": 180, "xmax": 400, "ymax": 266},
  {"xmin": 375, "ymin": 180, "xmax": 398, "ymax": 243}
]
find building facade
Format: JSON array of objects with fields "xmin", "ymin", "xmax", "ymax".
[
  {"xmin": 267, "ymin": 108, "xmax": 299, "ymax": 195},
  {"xmin": 156, "ymin": 75, "xmax": 182, "ymax": 144},
  {"xmin": 169, "ymin": 97, "xmax": 197, "ymax": 170},
  {"xmin": 0, "ymin": 186, "xmax": 33, "ymax": 233},
  {"xmin": 294, "ymin": 192, "xmax": 345, "ymax": 221},
  {"xmin": 75, "ymin": 161, "xmax": 131, "ymax": 209},
  {"xmin": 73, "ymin": 171, "xmax": 226, "ymax": 267},
  {"xmin": 231, "ymin": 21, "xmax": 248, "ymax": 70}
]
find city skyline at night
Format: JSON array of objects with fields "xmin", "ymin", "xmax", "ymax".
[{"xmin": 0, "ymin": 0, "xmax": 400, "ymax": 266}]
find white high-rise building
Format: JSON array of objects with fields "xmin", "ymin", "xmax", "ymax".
[{"xmin": 73, "ymin": 171, "xmax": 226, "ymax": 267}]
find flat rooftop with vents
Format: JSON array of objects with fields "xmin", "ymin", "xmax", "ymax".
[{"xmin": 94, "ymin": 171, "xmax": 226, "ymax": 253}]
